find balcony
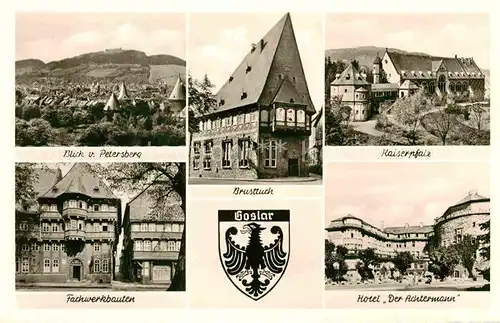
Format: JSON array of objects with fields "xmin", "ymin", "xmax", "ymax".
[
  {"xmin": 62, "ymin": 207, "xmax": 88, "ymax": 219},
  {"xmin": 130, "ymin": 231, "xmax": 183, "ymax": 240},
  {"xmin": 132, "ymin": 251, "xmax": 179, "ymax": 261},
  {"xmin": 40, "ymin": 210, "xmax": 61, "ymax": 220},
  {"xmin": 64, "ymin": 229, "xmax": 86, "ymax": 241}
]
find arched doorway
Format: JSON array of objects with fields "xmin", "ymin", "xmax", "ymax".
[
  {"xmin": 438, "ymin": 75, "xmax": 446, "ymax": 93},
  {"xmin": 70, "ymin": 259, "xmax": 83, "ymax": 281}
]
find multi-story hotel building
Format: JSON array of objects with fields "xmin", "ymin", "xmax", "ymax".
[
  {"xmin": 189, "ymin": 13, "xmax": 319, "ymax": 180},
  {"xmin": 121, "ymin": 185, "xmax": 184, "ymax": 284},
  {"xmin": 326, "ymin": 191, "xmax": 490, "ymax": 280},
  {"xmin": 15, "ymin": 163, "xmax": 121, "ymax": 284}
]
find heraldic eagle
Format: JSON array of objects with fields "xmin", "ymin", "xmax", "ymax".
[{"xmin": 222, "ymin": 223, "xmax": 287, "ymax": 297}]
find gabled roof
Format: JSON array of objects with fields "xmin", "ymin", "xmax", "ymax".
[
  {"xmin": 271, "ymin": 77, "xmax": 305, "ymax": 104},
  {"xmin": 41, "ymin": 163, "xmax": 117, "ymax": 200},
  {"xmin": 118, "ymin": 82, "xmax": 129, "ymax": 100},
  {"xmin": 209, "ymin": 13, "xmax": 315, "ymax": 115},
  {"xmin": 331, "ymin": 63, "xmax": 369, "ymax": 86},
  {"xmin": 104, "ymin": 93, "xmax": 119, "ymax": 111},
  {"xmin": 127, "ymin": 184, "xmax": 185, "ymax": 222},
  {"xmin": 168, "ymin": 75, "xmax": 186, "ymax": 101},
  {"xmin": 399, "ymin": 80, "xmax": 418, "ymax": 89}
]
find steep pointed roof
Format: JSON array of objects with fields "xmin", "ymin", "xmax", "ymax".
[
  {"xmin": 118, "ymin": 82, "xmax": 129, "ymax": 100},
  {"xmin": 209, "ymin": 13, "xmax": 315, "ymax": 115},
  {"xmin": 41, "ymin": 163, "xmax": 118, "ymax": 200},
  {"xmin": 373, "ymin": 53, "xmax": 382, "ymax": 65},
  {"xmin": 331, "ymin": 63, "xmax": 370, "ymax": 86},
  {"xmin": 104, "ymin": 93, "xmax": 119, "ymax": 111},
  {"xmin": 169, "ymin": 75, "xmax": 186, "ymax": 101},
  {"xmin": 272, "ymin": 77, "xmax": 305, "ymax": 104},
  {"xmin": 312, "ymin": 107, "xmax": 323, "ymax": 127}
]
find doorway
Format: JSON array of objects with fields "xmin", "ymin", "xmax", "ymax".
[
  {"xmin": 288, "ymin": 158, "xmax": 299, "ymax": 176},
  {"xmin": 70, "ymin": 259, "xmax": 83, "ymax": 281}
]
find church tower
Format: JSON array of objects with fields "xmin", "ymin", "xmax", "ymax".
[{"xmin": 373, "ymin": 52, "xmax": 382, "ymax": 84}]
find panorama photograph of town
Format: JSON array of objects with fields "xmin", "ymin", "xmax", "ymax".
[
  {"xmin": 188, "ymin": 12, "xmax": 323, "ymax": 185},
  {"xmin": 15, "ymin": 13, "xmax": 186, "ymax": 147},
  {"xmin": 324, "ymin": 13, "xmax": 490, "ymax": 146},
  {"xmin": 325, "ymin": 162, "xmax": 490, "ymax": 292},
  {"xmin": 15, "ymin": 162, "xmax": 186, "ymax": 291}
]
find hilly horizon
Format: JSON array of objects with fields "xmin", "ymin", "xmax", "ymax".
[
  {"xmin": 325, "ymin": 46, "xmax": 490, "ymax": 84},
  {"xmin": 16, "ymin": 48, "xmax": 186, "ymax": 87}
]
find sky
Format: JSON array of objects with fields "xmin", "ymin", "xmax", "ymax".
[
  {"xmin": 16, "ymin": 13, "xmax": 186, "ymax": 62},
  {"xmin": 325, "ymin": 13, "xmax": 490, "ymax": 69},
  {"xmin": 189, "ymin": 12, "xmax": 324, "ymax": 112},
  {"xmin": 325, "ymin": 162, "xmax": 490, "ymax": 229}
]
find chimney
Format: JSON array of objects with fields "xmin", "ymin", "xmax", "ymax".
[
  {"xmin": 405, "ymin": 223, "xmax": 409, "ymax": 228},
  {"xmin": 251, "ymin": 43, "xmax": 256, "ymax": 52},
  {"xmin": 419, "ymin": 222, "xmax": 423, "ymax": 228},
  {"xmin": 455, "ymin": 54, "xmax": 457, "ymax": 58}
]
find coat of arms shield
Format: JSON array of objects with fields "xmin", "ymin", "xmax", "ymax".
[{"xmin": 218, "ymin": 210, "xmax": 290, "ymax": 301}]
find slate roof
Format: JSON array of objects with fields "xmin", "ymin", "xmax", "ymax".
[
  {"xmin": 168, "ymin": 75, "xmax": 186, "ymax": 101},
  {"xmin": 41, "ymin": 163, "xmax": 117, "ymax": 200},
  {"xmin": 118, "ymin": 82, "xmax": 129, "ymax": 100},
  {"xmin": 454, "ymin": 191, "xmax": 489, "ymax": 206},
  {"xmin": 208, "ymin": 13, "xmax": 315, "ymax": 115},
  {"xmin": 387, "ymin": 50, "xmax": 483, "ymax": 79},
  {"xmin": 331, "ymin": 63, "xmax": 370, "ymax": 86},
  {"xmin": 373, "ymin": 53, "xmax": 382, "ymax": 65},
  {"xmin": 399, "ymin": 80, "xmax": 419, "ymax": 89},
  {"xmin": 33, "ymin": 168, "xmax": 62, "ymax": 196},
  {"xmin": 371, "ymin": 83, "xmax": 399, "ymax": 91},
  {"xmin": 104, "ymin": 93, "xmax": 119, "ymax": 111},
  {"xmin": 383, "ymin": 225, "xmax": 434, "ymax": 234},
  {"xmin": 127, "ymin": 184, "xmax": 185, "ymax": 222}
]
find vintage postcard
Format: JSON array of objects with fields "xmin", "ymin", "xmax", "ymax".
[
  {"xmin": 324, "ymin": 13, "xmax": 490, "ymax": 146},
  {"xmin": 15, "ymin": 13, "xmax": 186, "ymax": 147},
  {"xmin": 324, "ymin": 162, "xmax": 491, "ymax": 308},
  {"xmin": 15, "ymin": 162, "xmax": 186, "ymax": 307},
  {"xmin": 188, "ymin": 12, "xmax": 323, "ymax": 185}
]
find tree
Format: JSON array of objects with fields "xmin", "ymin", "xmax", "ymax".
[
  {"xmin": 22, "ymin": 105, "xmax": 41, "ymax": 121},
  {"xmin": 350, "ymin": 59, "xmax": 360, "ymax": 71},
  {"xmin": 94, "ymin": 163, "xmax": 186, "ymax": 291},
  {"xmin": 15, "ymin": 163, "xmax": 39, "ymax": 210},
  {"xmin": 391, "ymin": 87, "xmax": 430, "ymax": 145},
  {"xmin": 356, "ymin": 248, "xmax": 378, "ymax": 281},
  {"xmin": 325, "ymin": 96, "xmax": 356, "ymax": 146},
  {"xmin": 452, "ymin": 235, "xmax": 479, "ymax": 279},
  {"xmin": 469, "ymin": 104, "xmax": 487, "ymax": 131},
  {"xmin": 78, "ymin": 122, "xmax": 113, "ymax": 146},
  {"xmin": 188, "ymin": 73, "xmax": 217, "ymax": 135},
  {"xmin": 478, "ymin": 220, "xmax": 490, "ymax": 281},
  {"xmin": 428, "ymin": 246, "xmax": 460, "ymax": 280},
  {"xmin": 324, "ymin": 240, "xmax": 349, "ymax": 282},
  {"xmin": 16, "ymin": 118, "xmax": 53, "ymax": 146},
  {"xmin": 393, "ymin": 251, "xmax": 414, "ymax": 276},
  {"xmin": 422, "ymin": 103, "xmax": 458, "ymax": 145}
]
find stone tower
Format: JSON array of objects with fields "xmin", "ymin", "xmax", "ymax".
[{"xmin": 373, "ymin": 52, "xmax": 382, "ymax": 84}]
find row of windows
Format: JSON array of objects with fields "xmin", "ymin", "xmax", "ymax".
[
  {"xmin": 18, "ymin": 242, "xmax": 109, "ymax": 253},
  {"xmin": 134, "ymin": 240, "xmax": 181, "ymax": 252},
  {"xmin": 193, "ymin": 139, "xmax": 253, "ymax": 170},
  {"xmin": 131, "ymin": 223, "xmax": 184, "ymax": 233},
  {"xmin": 39, "ymin": 221, "xmax": 111, "ymax": 232},
  {"xmin": 41, "ymin": 202, "xmax": 113, "ymax": 212},
  {"xmin": 199, "ymin": 112, "xmax": 257, "ymax": 131},
  {"xmin": 15, "ymin": 258, "xmax": 110, "ymax": 274}
]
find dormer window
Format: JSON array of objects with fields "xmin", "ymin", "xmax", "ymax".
[
  {"xmin": 419, "ymin": 71, "xmax": 424, "ymax": 76},
  {"xmin": 250, "ymin": 43, "xmax": 256, "ymax": 53},
  {"xmin": 93, "ymin": 186, "xmax": 99, "ymax": 192},
  {"xmin": 411, "ymin": 71, "xmax": 416, "ymax": 76},
  {"xmin": 260, "ymin": 39, "xmax": 266, "ymax": 52},
  {"xmin": 290, "ymin": 99, "xmax": 294, "ymax": 103},
  {"xmin": 246, "ymin": 65, "xmax": 252, "ymax": 73},
  {"xmin": 292, "ymin": 76, "xmax": 296, "ymax": 83},
  {"xmin": 241, "ymin": 92, "xmax": 247, "ymax": 100},
  {"xmin": 229, "ymin": 76, "xmax": 234, "ymax": 82},
  {"xmin": 219, "ymin": 99, "xmax": 225, "ymax": 106},
  {"xmin": 52, "ymin": 187, "xmax": 58, "ymax": 192},
  {"xmin": 345, "ymin": 74, "xmax": 350, "ymax": 80}
]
